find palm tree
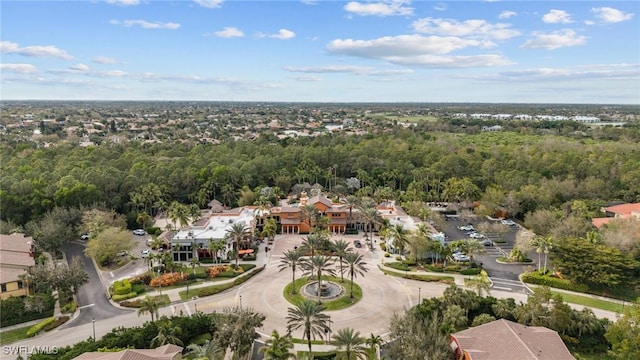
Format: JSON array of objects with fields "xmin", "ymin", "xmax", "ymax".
[
  {"xmin": 189, "ymin": 258, "xmax": 200, "ymax": 275},
  {"xmin": 365, "ymin": 334, "xmax": 383, "ymax": 360},
  {"xmin": 530, "ymin": 236, "xmax": 545, "ymax": 272},
  {"xmin": 343, "ymin": 252, "xmax": 368, "ymax": 299},
  {"xmin": 279, "ymin": 248, "xmax": 304, "ymax": 295},
  {"xmin": 332, "ymin": 327, "xmax": 367, "ymax": 360},
  {"xmin": 262, "ymin": 218, "xmax": 278, "ymax": 242},
  {"xmin": 360, "ymin": 207, "xmax": 379, "ymax": 251},
  {"xmin": 332, "ymin": 239, "xmax": 352, "ymax": 283},
  {"xmin": 467, "ymin": 270, "xmax": 491, "ymax": 296},
  {"xmin": 259, "ymin": 330, "xmax": 296, "ymax": 360},
  {"xmin": 208, "ymin": 238, "xmax": 226, "ymax": 263},
  {"xmin": 150, "ymin": 318, "xmax": 184, "ymax": 347},
  {"xmin": 225, "ymin": 222, "xmax": 251, "ymax": 269},
  {"xmin": 301, "ymin": 204, "xmax": 319, "ymax": 234},
  {"xmin": 492, "ymin": 298, "xmax": 515, "ymax": 320},
  {"xmin": 286, "ymin": 299, "xmax": 331, "ymax": 359},
  {"xmin": 300, "ymin": 233, "xmax": 325, "ymax": 257},
  {"xmin": 442, "ymin": 304, "xmax": 468, "ymax": 332},
  {"xmin": 302, "ymin": 255, "xmax": 336, "ymax": 304},
  {"xmin": 341, "ymin": 195, "xmax": 359, "ymax": 230},
  {"xmin": 186, "ymin": 340, "xmax": 224, "ymax": 360},
  {"xmin": 542, "ymin": 236, "xmax": 553, "ymax": 274},
  {"xmin": 148, "ymin": 236, "xmax": 165, "ymax": 251},
  {"xmin": 570, "ymin": 308, "xmax": 601, "ymax": 338},
  {"xmin": 137, "ymin": 296, "xmax": 159, "ymax": 322},
  {"xmin": 167, "ymin": 201, "xmax": 190, "ymax": 230},
  {"xmin": 464, "ymin": 239, "xmax": 485, "ymax": 265},
  {"xmin": 389, "ymin": 224, "xmax": 409, "ymax": 255}
]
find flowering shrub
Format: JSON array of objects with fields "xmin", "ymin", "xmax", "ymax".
[
  {"xmin": 149, "ymin": 272, "xmax": 187, "ymax": 287},
  {"xmin": 206, "ymin": 265, "xmax": 233, "ymax": 278}
]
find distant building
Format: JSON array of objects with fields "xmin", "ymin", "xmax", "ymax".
[
  {"xmin": 450, "ymin": 319, "xmax": 575, "ymax": 360},
  {"xmin": 591, "ymin": 202, "xmax": 640, "ymax": 228},
  {"xmin": 0, "ymin": 233, "xmax": 35, "ymax": 299}
]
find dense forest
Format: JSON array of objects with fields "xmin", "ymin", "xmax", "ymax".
[{"xmin": 2, "ymin": 128, "xmax": 639, "ymax": 229}]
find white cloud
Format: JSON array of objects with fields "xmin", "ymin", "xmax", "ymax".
[
  {"xmin": 69, "ymin": 63, "xmax": 90, "ymax": 72},
  {"xmin": 1, "ymin": 63, "xmax": 38, "ymax": 74},
  {"xmin": 412, "ymin": 18, "xmax": 520, "ymax": 40},
  {"xmin": 293, "ymin": 75, "xmax": 322, "ymax": 81},
  {"xmin": 521, "ymin": 29, "xmax": 586, "ymax": 50},
  {"xmin": 0, "ymin": 41, "xmax": 74, "ymax": 60},
  {"xmin": 300, "ymin": 0, "xmax": 318, "ymax": 5},
  {"xmin": 93, "ymin": 56, "xmax": 119, "ymax": 64},
  {"xmin": 109, "ymin": 19, "xmax": 181, "ymax": 30},
  {"xmin": 477, "ymin": 63, "xmax": 640, "ymax": 82},
  {"xmin": 499, "ymin": 10, "xmax": 517, "ymax": 19},
  {"xmin": 259, "ymin": 29, "xmax": 296, "ymax": 40},
  {"xmin": 212, "ymin": 27, "xmax": 244, "ymax": 38},
  {"xmin": 105, "ymin": 0, "xmax": 140, "ymax": 6},
  {"xmin": 284, "ymin": 65, "xmax": 413, "ymax": 76},
  {"xmin": 591, "ymin": 7, "xmax": 634, "ymax": 23},
  {"xmin": 194, "ymin": 0, "xmax": 223, "ymax": 8},
  {"xmin": 344, "ymin": 0, "xmax": 413, "ymax": 17},
  {"xmin": 542, "ymin": 9, "xmax": 573, "ymax": 24},
  {"xmin": 433, "ymin": 3, "xmax": 447, "ymax": 11},
  {"xmin": 326, "ymin": 34, "xmax": 512, "ymax": 67}
]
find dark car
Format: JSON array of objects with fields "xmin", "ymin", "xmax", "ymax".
[{"xmin": 354, "ymin": 240, "xmax": 362, "ymax": 248}]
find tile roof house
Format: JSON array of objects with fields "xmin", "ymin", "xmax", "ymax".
[
  {"xmin": 591, "ymin": 202, "xmax": 640, "ymax": 228},
  {"xmin": 73, "ymin": 344, "xmax": 183, "ymax": 360},
  {"xmin": 450, "ymin": 319, "xmax": 575, "ymax": 360},
  {"xmin": 0, "ymin": 233, "xmax": 35, "ymax": 299}
]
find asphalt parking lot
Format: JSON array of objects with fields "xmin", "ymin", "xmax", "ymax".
[{"xmin": 440, "ymin": 215, "xmax": 532, "ymax": 292}]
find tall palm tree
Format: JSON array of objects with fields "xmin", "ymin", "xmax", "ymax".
[
  {"xmin": 467, "ymin": 270, "xmax": 491, "ymax": 296},
  {"xmin": 332, "ymin": 327, "xmax": 367, "ymax": 360},
  {"xmin": 279, "ymin": 248, "xmax": 304, "ymax": 295},
  {"xmin": 137, "ymin": 296, "xmax": 159, "ymax": 322},
  {"xmin": 302, "ymin": 255, "xmax": 336, "ymax": 304},
  {"xmin": 464, "ymin": 239, "xmax": 485, "ymax": 265},
  {"xmin": 530, "ymin": 236, "xmax": 545, "ymax": 272},
  {"xmin": 343, "ymin": 252, "xmax": 368, "ymax": 299},
  {"xmin": 360, "ymin": 207, "xmax": 379, "ymax": 251},
  {"xmin": 186, "ymin": 340, "xmax": 224, "ymax": 360},
  {"xmin": 150, "ymin": 318, "xmax": 184, "ymax": 348},
  {"xmin": 286, "ymin": 299, "xmax": 331, "ymax": 359},
  {"xmin": 262, "ymin": 218, "xmax": 278, "ymax": 242},
  {"xmin": 341, "ymin": 195, "xmax": 359, "ymax": 230},
  {"xmin": 208, "ymin": 238, "xmax": 226, "ymax": 263},
  {"xmin": 189, "ymin": 258, "xmax": 200, "ymax": 275},
  {"xmin": 542, "ymin": 236, "xmax": 553, "ymax": 274},
  {"xmin": 300, "ymin": 233, "xmax": 325, "ymax": 257},
  {"xmin": 332, "ymin": 239, "xmax": 352, "ymax": 283},
  {"xmin": 225, "ymin": 222, "xmax": 251, "ymax": 269},
  {"xmin": 365, "ymin": 334, "xmax": 383, "ymax": 359},
  {"xmin": 167, "ymin": 201, "xmax": 190, "ymax": 230},
  {"xmin": 389, "ymin": 224, "xmax": 409, "ymax": 255},
  {"xmin": 259, "ymin": 330, "xmax": 296, "ymax": 360},
  {"xmin": 301, "ymin": 204, "xmax": 319, "ymax": 234}
]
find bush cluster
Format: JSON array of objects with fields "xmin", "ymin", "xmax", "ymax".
[
  {"xmin": 42, "ymin": 316, "xmax": 70, "ymax": 331},
  {"xmin": 26, "ymin": 317, "xmax": 56, "ymax": 337},
  {"xmin": 379, "ymin": 243, "xmax": 387, "ymax": 251},
  {"xmin": 111, "ymin": 292, "xmax": 138, "ymax": 302},
  {"xmin": 206, "ymin": 265, "xmax": 233, "ymax": 278},
  {"xmin": 149, "ymin": 272, "xmax": 187, "ymax": 287},
  {"xmin": 385, "ymin": 262, "xmax": 410, "ymax": 271},
  {"xmin": 113, "ymin": 279, "xmax": 132, "ymax": 295},
  {"xmin": 145, "ymin": 227, "xmax": 162, "ymax": 236},
  {"xmin": 521, "ymin": 272, "xmax": 589, "ymax": 293},
  {"xmin": 460, "ymin": 268, "xmax": 482, "ymax": 275},
  {"xmin": 0, "ymin": 294, "xmax": 55, "ymax": 327},
  {"xmin": 60, "ymin": 301, "xmax": 76, "ymax": 314},
  {"xmin": 130, "ymin": 273, "xmax": 153, "ymax": 285}
]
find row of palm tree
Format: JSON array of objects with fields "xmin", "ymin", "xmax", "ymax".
[{"xmin": 278, "ymin": 238, "xmax": 368, "ymax": 302}]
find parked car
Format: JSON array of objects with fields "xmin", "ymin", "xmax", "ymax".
[
  {"xmin": 452, "ymin": 253, "xmax": 470, "ymax": 262},
  {"xmin": 141, "ymin": 249, "xmax": 150, "ymax": 257},
  {"xmin": 133, "ymin": 229, "xmax": 146, "ymax": 236},
  {"xmin": 501, "ymin": 219, "xmax": 517, "ymax": 226},
  {"xmin": 457, "ymin": 225, "xmax": 474, "ymax": 232},
  {"xmin": 481, "ymin": 239, "xmax": 493, "ymax": 246},
  {"xmin": 469, "ymin": 232, "xmax": 485, "ymax": 239},
  {"xmin": 80, "ymin": 234, "xmax": 90, "ymax": 240},
  {"xmin": 354, "ymin": 240, "xmax": 362, "ymax": 248}
]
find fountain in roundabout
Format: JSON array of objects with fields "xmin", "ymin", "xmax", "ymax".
[{"xmin": 300, "ymin": 279, "xmax": 345, "ymax": 301}]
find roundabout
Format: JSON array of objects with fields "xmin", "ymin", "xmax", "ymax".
[{"xmin": 283, "ymin": 276, "xmax": 362, "ymax": 311}]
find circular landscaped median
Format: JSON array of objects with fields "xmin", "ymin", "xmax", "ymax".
[{"xmin": 283, "ymin": 276, "xmax": 362, "ymax": 310}]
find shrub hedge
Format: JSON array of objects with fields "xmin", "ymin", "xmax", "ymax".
[
  {"xmin": 26, "ymin": 317, "xmax": 56, "ymax": 337},
  {"xmin": 460, "ymin": 268, "xmax": 482, "ymax": 275},
  {"xmin": 0, "ymin": 294, "xmax": 55, "ymax": 328},
  {"xmin": 113, "ymin": 280, "xmax": 132, "ymax": 295},
  {"xmin": 111, "ymin": 291, "xmax": 138, "ymax": 302},
  {"xmin": 521, "ymin": 272, "xmax": 589, "ymax": 293},
  {"xmin": 42, "ymin": 316, "xmax": 70, "ymax": 331},
  {"xmin": 385, "ymin": 262, "xmax": 410, "ymax": 271},
  {"xmin": 61, "ymin": 301, "xmax": 77, "ymax": 314}
]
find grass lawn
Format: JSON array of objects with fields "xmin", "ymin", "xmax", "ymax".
[
  {"xmin": 283, "ymin": 276, "xmax": 362, "ymax": 311},
  {"xmin": 0, "ymin": 325, "xmax": 30, "ymax": 345},
  {"xmin": 551, "ymin": 291, "xmax": 624, "ymax": 313}
]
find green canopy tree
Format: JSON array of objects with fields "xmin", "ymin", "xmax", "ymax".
[
  {"xmin": 286, "ymin": 299, "xmax": 331, "ymax": 360},
  {"xmin": 258, "ymin": 330, "xmax": 296, "ymax": 360}
]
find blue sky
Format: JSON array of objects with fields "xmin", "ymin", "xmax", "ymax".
[{"xmin": 1, "ymin": 0, "xmax": 638, "ymax": 103}]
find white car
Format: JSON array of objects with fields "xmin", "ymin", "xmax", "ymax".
[
  {"xmin": 452, "ymin": 253, "xmax": 470, "ymax": 262},
  {"xmin": 457, "ymin": 225, "xmax": 474, "ymax": 232},
  {"xmin": 501, "ymin": 219, "xmax": 516, "ymax": 226},
  {"xmin": 133, "ymin": 229, "xmax": 146, "ymax": 236},
  {"xmin": 469, "ymin": 232, "xmax": 485, "ymax": 239},
  {"xmin": 141, "ymin": 249, "xmax": 150, "ymax": 257}
]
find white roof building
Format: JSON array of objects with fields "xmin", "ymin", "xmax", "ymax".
[{"xmin": 171, "ymin": 207, "xmax": 256, "ymax": 247}]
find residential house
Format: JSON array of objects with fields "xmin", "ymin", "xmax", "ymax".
[
  {"xmin": 0, "ymin": 233, "xmax": 35, "ymax": 299},
  {"xmin": 450, "ymin": 319, "xmax": 575, "ymax": 360},
  {"xmin": 74, "ymin": 344, "xmax": 182, "ymax": 360},
  {"xmin": 591, "ymin": 202, "xmax": 640, "ymax": 228},
  {"xmin": 267, "ymin": 192, "xmax": 347, "ymax": 234}
]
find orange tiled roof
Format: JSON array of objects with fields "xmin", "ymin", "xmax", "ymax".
[
  {"xmin": 591, "ymin": 217, "xmax": 615, "ymax": 229},
  {"xmin": 605, "ymin": 203, "xmax": 640, "ymax": 217}
]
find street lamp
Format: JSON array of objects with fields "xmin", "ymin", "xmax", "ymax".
[{"xmin": 92, "ymin": 318, "xmax": 96, "ymax": 341}]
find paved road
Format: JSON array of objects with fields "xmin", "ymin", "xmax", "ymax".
[{"xmin": 63, "ymin": 242, "xmax": 133, "ymax": 328}]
